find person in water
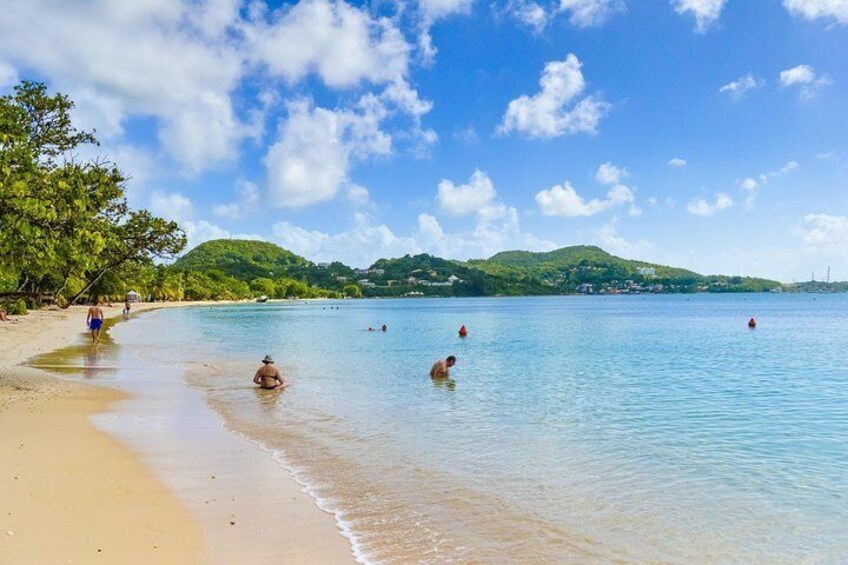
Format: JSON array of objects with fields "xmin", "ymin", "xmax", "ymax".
[
  {"xmin": 86, "ymin": 298, "xmax": 104, "ymax": 343},
  {"xmin": 430, "ymin": 355, "xmax": 457, "ymax": 379},
  {"xmin": 748, "ymin": 317, "xmax": 757, "ymax": 328},
  {"xmin": 381, "ymin": 324, "xmax": 387, "ymax": 332},
  {"xmin": 253, "ymin": 355, "xmax": 287, "ymax": 390}
]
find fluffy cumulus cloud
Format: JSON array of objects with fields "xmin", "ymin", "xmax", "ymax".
[
  {"xmin": 269, "ymin": 171, "xmax": 558, "ymax": 266},
  {"xmin": 437, "ymin": 169, "xmax": 497, "ymax": 215},
  {"xmin": 595, "ymin": 162, "xmax": 628, "ymax": 185},
  {"xmin": 537, "ymin": 161, "xmax": 640, "ymax": 217},
  {"xmin": 0, "ymin": 0, "xmax": 431, "ymax": 181},
  {"xmin": 536, "ymin": 181, "xmax": 634, "ymax": 216},
  {"xmin": 0, "ymin": 0, "xmax": 254, "ymax": 174},
  {"xmin": 797, "ymin": 213, "xmax": 848, "ymax": 247},
  {"xmin": 779, "ymin": 64, "xmax": 832, "ymax": 99},
  {"xmin": 272, "ymin": 208, "xmax": 555, "ymax": 267},
  {"xmin": 671, "ymin": 0, "xmax": 727, "ymax": 32},
  {"xmin": 668, "ymin": 158, "xmax": 688, "ymax": 167},
  {"xmin": 783, "ymin": 0, "xmax": 848, "ymax": 25},
  {"xmin": 719, "ymin": 74, "xmax": 764, "ymax": 99},
  {"xmin": 264, "ymin": 97, "xmax": 393, "ymax": 207},
  {"xmin": 687, "ymin": 193, "xmax": 733, "ymax": 216},
  {"xmin": 500, "ymin": 54, "xmax": 610, "ymax": 138},
  {"xmin": 243, "ymin": 0, "xmax": 410, "ymax": 88}
]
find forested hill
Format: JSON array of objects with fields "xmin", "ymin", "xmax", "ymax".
[
  {"xmin": 469, "ymin": 246, "xmax": 779, "ymax": 293},
  {"xmin": 173, "ymin": 239, "xmax": 312, "ymax": 280},
  {"xmin": 168, "ymin": 239, "xmax": 781, "ymax": 298}
]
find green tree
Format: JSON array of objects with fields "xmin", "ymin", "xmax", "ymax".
[
  {"xmin": 343, "ymin": 284, "xmax": 362, "ymax": 298},
  {"xmin": 0, "ymin": 81, "xmax": 185, "ymax": 304}
]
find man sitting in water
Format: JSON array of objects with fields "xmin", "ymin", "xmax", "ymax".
[
  {"xmin": 430, "ymin": 355, "xmax": 456, "ymax": 379},
  {"xmin": 253, "ymin": 355, "xmax": 287, "ymax": 390}
]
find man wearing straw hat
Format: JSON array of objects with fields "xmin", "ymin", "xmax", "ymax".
[{"xmin": 253, "ymin": 355, "xmax": 287, "ymax": 390}]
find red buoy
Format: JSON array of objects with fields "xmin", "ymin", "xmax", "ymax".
[
  {"xmin": 748, "ymin": 318, "xmax": 757, "ymax": 328},
  {"xmin": 458, "ymin": 325, "xmax": 468, "ymax": 337}
]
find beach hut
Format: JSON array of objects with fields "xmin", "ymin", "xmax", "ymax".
[{"xmin": 126, "ymin": 290, "xmax": 141, "ymax": 303}]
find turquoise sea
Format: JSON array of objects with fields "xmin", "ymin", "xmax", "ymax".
[{"xmin": 105, "ymin": 295, "xmax": 848, "ymax": 563}]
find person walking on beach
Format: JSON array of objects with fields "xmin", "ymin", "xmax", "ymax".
[
  {"xmin": 430, "ymin": 355, "xmax": 456, "ymax": 379},
  {"xmin": 123, "ymin": 298, "xmax": 131, "ymax": 319},
  {"xmin": 253, "ymin": 355, "xmax": 287, "ymax": 390},
  {"xmin": 86, "ymin": 298, "xmax": 104, "ymax": 343}
]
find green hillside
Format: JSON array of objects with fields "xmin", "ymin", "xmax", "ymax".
[
  {"xmin": 469, "ymin": 245, "xmax": 779, "ymax": 293},
  {"xmin": 167, "ymin": 239, "xmax": 781, "ymax": 299},
  {"xmin": 173, "ymin": 239, "xmax": 312, "ymax": 280}
]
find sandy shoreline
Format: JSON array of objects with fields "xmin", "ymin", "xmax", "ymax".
[{"xmin": 0, "ymin": 303, "xmax": 355, "ymax": 564}]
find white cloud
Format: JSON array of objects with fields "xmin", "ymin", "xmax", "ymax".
[
  {"xmin": 244, "ymin": 0, "xmax": 411, "ymax": 89},
  {"xmin": 272, "ymin": 208, "xmax": 556, "ymax": 266},
  {"xmin": 779, "ymin": 64, "xmax": 832, "ymax": 99},
  {"xmin": 0, "ymin": 61, "xmax": 19, "ymax": 90},
  {"xmin": 595, "ymin": 162, "xmax": 629, "ymax": 185},
  {"xmin": 783, "ymin": 0, "xmax": 848, "ymax": 25},
  {"xmin": 505, "ymin": 0, "xmax": 550, "ymax": 32},
  {"xmin": 264, "ymin": 97, "xmax": 392, "ymax": 208},
  {"xmin": 740, "ymin": 177, "xmax": 759, "ymax": 191},
  {"xmin": 687, "ymin": 192, "xmax": 733, "ymax": 216},
  {"xmin": 150, "ymin": 191, "xmax": 194, "ymax": 224},
  {"xmin": 815, "ymin": 150, "xmax": 836, "ymax": 160},
  {"xmin": 559, "ymin": 0, "xmax": 626, "ymax": 27},
  {"xmin": 0, "ymin": 1, "xmax": 252, "ymax": 174},
  {"xmin": 719, "ymin": 74, "xmax": 764, "ymax": 99},
  {"xmin": 181, "ymin": 220, "xmax": 263, "ymax": 252},
  {"xmin": 738, "ymin": 160, "xmax": 799, "ymax": 208},
  {"xmin": 214, "ymin": 180, "xmax": 261, "ymax": 220},
  {"xmin": 536, "ymin": 181, "xmax": 634, "ymax": 217},
  {"xmin": 594, "ymin": 221, "xmax": 653, "ymax": 257},
  {"xmin": 419, "ymin": 0, "xmax": 476, "ymax": 22},
  {"xmin": 437, "ymin": 169, "xmax": 497, "ymax": 215},
  {"xmin": 0, "ymin": 0, "xmax": 430, "ymax": 178},
  {"xmin": 797, "ymin": 213, "xmax": 848, "ymax": 247},
  {"xmin": 672, "ymin": 0, "xmax": 727, "ymax": 32},
  {"xmin": 272, "ymin": 214, "xmax": 421, "ymax": 267},
  {"xmin": 500, "ymin": 54, "xmax": 610, "ymax": 138},
  {"xmin": 668, "ymin": 158, "xmax": 688, "ymax": 167}
]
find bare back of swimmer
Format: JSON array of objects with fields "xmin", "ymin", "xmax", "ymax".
[{"xmin": 253, "ymin": 355, "xmax": 286, "ymax": 389}]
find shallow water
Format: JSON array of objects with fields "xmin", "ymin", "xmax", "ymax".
[{"xmin": 64, "ymin": 295, "xmax": 848, "ymax": 563}]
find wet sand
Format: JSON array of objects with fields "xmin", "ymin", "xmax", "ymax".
[{"xmin": 0, "ymin": 303, "xmax": 355, "ymax": 564}]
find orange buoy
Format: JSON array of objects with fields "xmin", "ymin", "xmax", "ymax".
[
  {"xmin": 748, "ymin": 318, "xmax": 757, "ymax": 328},
  {"xmin": 458, "ymin": 325, "xmax": 468, "ymax": 337}
]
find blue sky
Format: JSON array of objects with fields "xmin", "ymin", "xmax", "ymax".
[{"xmin": 1, "ymin": 0, "xmax": 846, "ymax": 281}]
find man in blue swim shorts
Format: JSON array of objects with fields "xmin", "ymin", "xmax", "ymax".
[{"xmin": 86, "ymin": 298, "xmax": 105, "ymax": 343}]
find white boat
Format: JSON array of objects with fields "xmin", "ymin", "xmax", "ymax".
[{"xmin": 256, "ymin": 295, "xmax": 269, "ymax": 303}]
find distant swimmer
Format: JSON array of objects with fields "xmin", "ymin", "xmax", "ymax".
[
  {"xmin": 381, "ymin": 324, "xmax": 387, "ymax": 332},
  {"xmin": 368, "ymin": 327, "xmax": 375, "ymax": 332},
  {"xmin": 748, "ymin": 317, "xmax": 757, "ymax": 328},
  {"xmin": 253, "ymin": 355, "xmax": 287, "ymax": 390},
  {"xmin": 430, "ymin": 355, "xmax": 457, "ymax": 379},
  {"xmin": 458, "ymin": 325, "xmax": 468, "ymax": 338},
  {"xmin": 86, "ymin": 298, "xmax": 104, "ymax": 343}
]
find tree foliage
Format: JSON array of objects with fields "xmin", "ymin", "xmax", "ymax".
[{"xmin": 0, "ymin": 81, "xmax": 185, "ymax": 304}]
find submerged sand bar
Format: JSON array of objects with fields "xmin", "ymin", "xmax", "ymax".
[{"xmin": 0, "ymin": 303, "xmax": 354, "ymax": 564}]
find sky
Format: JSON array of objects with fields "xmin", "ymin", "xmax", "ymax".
[{"xmin": 0, "ymin": 0, "xmax": 846, "ymax": 281}]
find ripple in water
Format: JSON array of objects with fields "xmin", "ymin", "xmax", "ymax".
[{"xmin": 119, "ymin": 295, "xmax": 848, "ymax": 563}]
